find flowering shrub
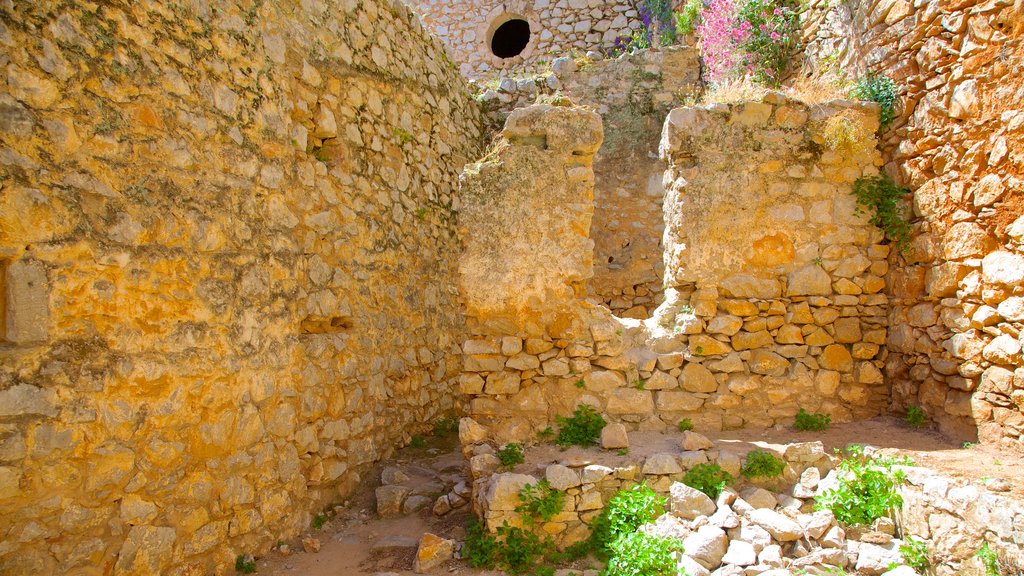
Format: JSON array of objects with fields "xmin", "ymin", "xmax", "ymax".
[
  {"xmin": 608, "ymin": 0, "xmax": 692, "ymax": 57},
  {"xmin": 698, "ymin": 0, "xmax": 800, "ymax": 86}
]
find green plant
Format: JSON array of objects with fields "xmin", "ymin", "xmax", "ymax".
[
  {"xmin": 235, "ymin": 554, "xmax": 257, "ymax": 574},
  {"xmin": 433, "ymin": 416, "xmax": 458, "ymax": 437},
  {"xmin": 795, "ymin": 408, "xmax": 832, "ymax": 431},
  {"xmin": 963, "ymin": 442, "xmax": 976, "ymax": 449},
  {"xmin": 736, "ymin": 0, "xmax": 802, "ymax": 86},
  {"xmin": 538, "ymin": 426, "xmax": 556, "ymax": 441},
  {"xmin": 677, "ymin": 418, "xmax": 694, "ymax": 432},
  {"xmin": 497, "ymin": 443, "xmax": 525, "ymax": 468},
  {"xmin": 976, "ymin": 542, "xmax": 1000, "ymax": 576},
  {"xmin": 741, "ymin": 449, "xmax": 785, "ymax": 479},
  {"xmin": 899, "ymin": 537, "xmax": 930, "ymax": 573},
  {"xmin": 851, "ymin": 175, "xmax": 912, "ymax": 254},
  {"xmin": 617, "ymin": 448, "xmax": 629, "ymax": 456},
  {"xmin": 312, "ymin": 512, "xmax": 327, "ymax": 530},
  {"xmin": 589, "ymin": 483, "xmax": 665, "ymax": 556},
  {"xmin": 604, "ymin": 531, "xmax": 684, "ymax": 576},
  {"xmin": 851, "ymin": 73, "xmax": 899, "ymax": 128},
  {"xmin": 814, "ymin": 445, "xmax": 907, "ymax": 526},
  {"xmin": 683, "ymin": 463, "xmax": 733, "ymax": 500},
  {"xmin": 634, "ymin": 379, "xmax": 646, "ymax": 390},
  {"xmin": 574, "ymin": 378, "xmax": 586, "ymax": 389},
  {"xmin": 392, "ymin": 126, "xmax": 414, "ymax": 145},
  {"xmin": 905, "ymin": 405, "xmax": 927, "ymax": 428},
  {"xmin": 674, "ymin": 0, "xmax": 703, "ymax": 36},
  {"xmin": 556, "ymin": 405, "xmax": 607, "ymax": 448},
  {"xmin": 516, "ymin": 480, "xmax": 565, "ymax": 524},
  {"xmin": 415, "ymin": 207, "xmax": 428, "ymax": 220}
]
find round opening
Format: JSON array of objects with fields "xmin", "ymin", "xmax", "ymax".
[{"xmin": 490, "ymin": 19, "xmax": 531, "ymax": 59}]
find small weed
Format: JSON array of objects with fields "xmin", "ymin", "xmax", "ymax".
[
  {"xmin": 851, "ymin": 73, "xmax": 899, "ymax": 128},
  {"xmin": 899, "ymin": 537, "xmax": 930, "ymax": 573},
  {"xmin": 617, "ymin": 448, "xmax": 629, "ymax": 456},
  {"xmin": 683, "ymin": 463, "xmax": 733, "ymax": 500},
  {"xmin": 677, "ymin": 418, "xmax": 694, "ymax": 432},
  {"xmin": 496, "ymin": 443, "xmax": 525, "ymax": 468},
  {"xmin": 795, "ymin": 408, "xmax": 831, "ymax": 431},
  {"xmin": 415, "ymin": 207, "xmax": 428, "ymax": 220},
  {"xmin": 574, "ymin": 378, "xmax": 586, "ymax": 389},
  {"xmin": 812, "ymin": 256, "xmax": 824, "ymax": 267},
  {"xmin": 905, "ymin": 405, "xmax": 927, "ymax": 428},
  {"xmin": 741, "ymin": 449, "xmax": 785, "ymax": 479},
  {"xmin": 312, "ymin": 512, "xmax": 328, "ymax": 530},
  {"xmin": 815, "ymin": 445, "xmax": 907, "ymax": 526},
  {"xmin": 392, "ymin": 127, "xmax": 414, "ymax": 145},
  {"xmin": 409, "ymin": 435, "xmax": 426, "ymax": 449},
  {"xmin": 851, "ymin": 175, "xmax": 911, "ymax": 254},
  {"xmin": 312, "ymin": 146, "xmax": 330, "ymax": 162},
  {"xmin": 963, "ymin": 442, "xmax": 976, "ymax": 449},
  {"xmin": 538, "ymin": 427, "xmax": 555, "ymax": 441},
  {"xmin": 433, "ymin": 416, "xmax": 458, "ymax": 437},
  {"xmin": 976, "ymin": 542, "xmax": 1000, "ymax": 576},
  {"xmin": 694, "ymin": 346, "xmax": 704, "ymax": 356},
  {"xmin": 516, "ymin": 480, "xmax": 565, "ymax": 524},
  {"xmin": 556, "ymin": 405, "xmax": 607, "ymax": 448},
  {"xmin": 634, "ymin": 379, "xmax": 646, "ymax": 390},
  {"xmin": 235, "ymin": 554, "xmax": 257, "ymax": 574}
]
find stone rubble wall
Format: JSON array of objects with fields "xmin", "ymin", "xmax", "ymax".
[
  {"xmin": 0, "ymin": 1, "xmax": 483, "ymax": 574},
  {"xmin": 799, "ymin": 0, "xmax": 1024, "ymax": 448},
  {"xmin": 407, "ymin": 0, "xmax": 642, "ymax": 80},
  {"xmin": 474, "ymin": 46, "xmax": 703, "ymax": 317}
]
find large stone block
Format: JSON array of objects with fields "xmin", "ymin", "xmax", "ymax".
[{"xmin": 4, "ymin": 259, "xmax": 49, "ymax": 344}]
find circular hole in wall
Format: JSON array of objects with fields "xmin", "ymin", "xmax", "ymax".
[{"xmin": 490, "ymin": 18, "xmax": 531, "ymax": 58}]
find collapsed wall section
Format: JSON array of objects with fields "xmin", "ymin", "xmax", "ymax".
[
  {"xmin": 800, "ymin": 0, "xmax": 1024, "ymax": 447},
  {"xmin": 0, "ymin": 0, "xmax": 483, "ymax": 573}
]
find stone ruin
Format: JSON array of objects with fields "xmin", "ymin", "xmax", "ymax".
[{"xmin": 0, "ymin": 0, "xmax": 1023, "ymax": 574}]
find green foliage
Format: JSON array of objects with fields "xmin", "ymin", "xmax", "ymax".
[
  {"xmin": 634, "ymin": 379, "xmax": 646, "ymax": 390},
  {"xmin": 516, "ymin": 480, "xmax": 565, "ymax": 524},
  {"xmin": 235, "ymin": 554, "xmax": 257, "ymax": 574},
  {"xmin": 464, "ymin": 519, "xmax": 500, "ymax": 568},
  {"xmin": 814, "ymin": 445, "xmax": 907, "ymax": 526},
  {"xmin": 556, "ymin": 405, "xmax": 607, "ymax": 448},
  {"xmin": 677, "ymin": 418, "xmax": 694, "ymax": 432},
  {"xmin": 851, "ymin": 175, "xmax": 912, "ymax": 254},
  {"xmin": 899, "ymin": 537, "xmax": 930, "ymax": 573},
  {"xmin": 736, "ymin": 0, "xmax": 802, "ymax": 87},
  {"xmin": 794, "ymin": 408, "xmax": 831, "ymax": 431},
  {"xmin": 851, "ymin": 74, "xmax": 899, "ymax": 128},
  {"xmin": 976, "ymin": 542, "xmax": 1000, "ymax": 576},
  {"xmin": 674, "ymin": 0, "xmax": 703, "ymax": 36},
  {"xmin": 575, "ymin": 378, "xmax": 586, "ymax": 389},
  {"xmin": 497, "ymin": 443, "xmax": 525, "ymax": 469},
  {"xmin": 409, "ymin": 435, "xmax": 426, "ymax": 449},
  {"xmin": 589, "ymin": 483, "xmax": 665, "ymax": 557},
  {"xmin": 392, "ymin": 126, "xmax": 414, "ymax": 145},
  {"xmin": 604, "ymin": 531, "xmax": 684, "ymax": 576},
  {"xmin": 312, "ymin": 512, "xmax": 327, "ymax": 530},
  {"xmin": 683, "ymin": 463, "xmax": 733, "ymax": 500},
  {"xmin": 741, "ymin": 449, "xmax": 785, "ymax": 479},
  {"xmin": 433, "ymin": 416, "xmax": 458, "ymax": 437},
  {"xmin": 905, "ymin": 405, "xmax": 927, "ymax": 428},
  {"xmin": 538, "ymin": 426, "xmax": 556, "ymax": 441}
]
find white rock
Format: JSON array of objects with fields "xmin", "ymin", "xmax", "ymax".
[
  {"xmin": 746, "ymin": 509, "xmax": 802, "ymax": 541},
  {"xmin": 680, "ymin": 450, "xmax": 709, "ymax": 469},
  {"xmin": 882, "ymin": 566, "xmax": 919, "ymax": 576},
  {"xmin": 682, "ymin": 431, "xmax": 714, "ymax": 451},
  {"xmin": 545, "ymin": 464, "xmax": 581, "ymax": 490},
  {"xmin": 798, "ymin": 509, "xmax": 835, "ymax": 539},
  {"xmin": 677, "ymin": 554, "xmax": 711, "ymax": 576},
  {"xmin": 670, "ymin": 481, "xmax": 717, "ymax": 520},
  {"xmin": 721, "ymin": 540, "xmax": 757, "ymax": 566},
  {"xmin": 709, "ymin": 505, "xmax": 740, "ymax": 529},
  {"xmin": 821, "ymin": 525, "xmax": 845, "ymax": 548},
  {"xmin": 600, "ymin": 422, "xmax": 629, "ymax": 449},
  {"xmin": 758, "ymin": 544, "xmax": 784, "ymax": 566},
  {"xmin": 733, "ymin": 522, "xmax": 772, "ymax": 551},
  {"xmin": 683, "ymin": 525, "xmax": 728, "ymax": 570},
  {"xmin": 997, "ymin": 297, "xmax": 1024, "ymax": 321},
  {"xmin": 739, "ymin": 487, "xmax": 777, "ymax": 510},
  {"xmin": 644, "ymin": 453, "xmax": 683, "ymax": 475},
  {"xmin": 982, "ymin": 251, "xmax": 1024, "ymax": 285},
  {"xmin": 856, "ymin": 541, "xmax": 903, "ymax": 575}
]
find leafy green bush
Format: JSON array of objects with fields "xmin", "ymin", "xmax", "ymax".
[
  {"xmin": 604, "ymin": 531, "xmax": 684, "ymax": 576},
  {"xmin": 976, "ymin": 542, "xmax": 1000, "ymax": 576},
  {"xmin": 516, "ymin": 480, "xmax": 565, "ymax": 524},
  {"xmin": 677, "ymin": 418, "xmax": 693, "ymax": 432},
  {"xmin": 556, "ymin": 405, "xmax": 607, "ymax": 448},
  {"xmin": 409, "ymin": 435, "xmax": 426, "ymax": 448},
  {"xmin": 794, "ymin": 408, "xmax": 831, "ymax": 431},
  {"xmin": 899, "ymin": 537, "xmax": 930, "ymax": 573},
  {"xmin": 674, "ymin": 0, "xmax": 702, "ymax": 35},
  {"xmin": 433, "ymin": 416, "xmax": 458, "ymax": 437},
  {"xmin": 235, "ymin": 554, "xmax": 257, "ymax": 574},
  {"xmin": 463, "ymin": 520, "xmax": 549, "ymax": 574},
  {"xmin": 589, "ymin": 483, "xmax": 665, "ymax": 556},
  {"xmin": 497, "ymin": 443, "xmax": 525, "ymax": 468},
  {"xmin": 741, "ymin": 449, "xmax": 785, "ymax": 479},
  {"xmin": 905, "ymin": 405, "xmax": 927, "ymax": 429},
  {"xmin": 736, "ymin": 0, "xmax": 801, "ymax": 86},
  {"xmin": 851, "ymin": 73, "xmax": 899, "ymax": 128},
  {"xmin": 851, "ymin": 175, "xmax": 911, "ymax": 254},
  {"xmin": 683, "ymin": 463, "xmax": 733, "ymax": 500},
  {"xmin": 814, "ymin": 445, "xmax": 907, "ymax": 526}
]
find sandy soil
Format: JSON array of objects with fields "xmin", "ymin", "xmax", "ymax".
[{"xmin": 258, "ymin": 416, "xmax": 1024, "ymax": 575}]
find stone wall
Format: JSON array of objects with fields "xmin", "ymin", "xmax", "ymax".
[
  {"xmin": 0, "ymin": 1, "xmax": 483, "ymax": 574},
  {"xmin": 408, "ymin": 0, "xmax": 642, "ymax": 79},
  {"xmin": 798, "ymin": 0, "xmax": 1024, "ymax": 447},
  {"xmin": 457, "ymin": 97, "xmax": 890, "ymax": 446}
]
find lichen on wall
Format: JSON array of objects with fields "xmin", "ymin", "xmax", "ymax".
[{"xmin": 0, "ymin": 0, "xmax": 483, "ymax": 573}]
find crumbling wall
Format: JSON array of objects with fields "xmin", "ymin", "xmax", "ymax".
[
  {"xmin": 409, "ymin": 0, "xmax": 641, "ymax": 79},
  {"xmin": 799, "ymin": 0, "xmax": 1024, "ymax": 447},
  {"xmin": 0, "ymin": 0, "xmax": 483, "ymax": 573},
  {"xmin": 457, "ymin": 96, "xmax": 889, "ymax": 446}
]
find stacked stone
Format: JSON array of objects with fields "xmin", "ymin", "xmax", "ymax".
[
  {"xmin": 798, "ymin": 0, "xmax": 1024, "ymax": 448},
  {"xmin": 409, "ymin": 0, "xmax": 642, "ymax": 80},
  {"xmin": 0, "ymin": 0, "xmax": 484, "ymax": 574}
]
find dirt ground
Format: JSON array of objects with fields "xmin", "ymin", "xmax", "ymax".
[{"xmin": 258, "ymin": 416, "xmax": 1024, "ymax": 575}]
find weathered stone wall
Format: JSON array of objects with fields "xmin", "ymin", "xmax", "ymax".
[
  {"xmin": 475, "ymin": 47, "xmax": 703, "ymax": 317},
  {"xmin": 0, "ymin": 1, "xmax": 483, "ymax": 574},
  {"xmin": 457, "ymin": 96, "xmax": 890, "ymax": 446},
  {"xmin": 799, "ymin": 0, "xmax": 1024, "ymax": 447},
  {"xmin": 408, "ymin": 0, "xmax": 642, "ymax": 79}
]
